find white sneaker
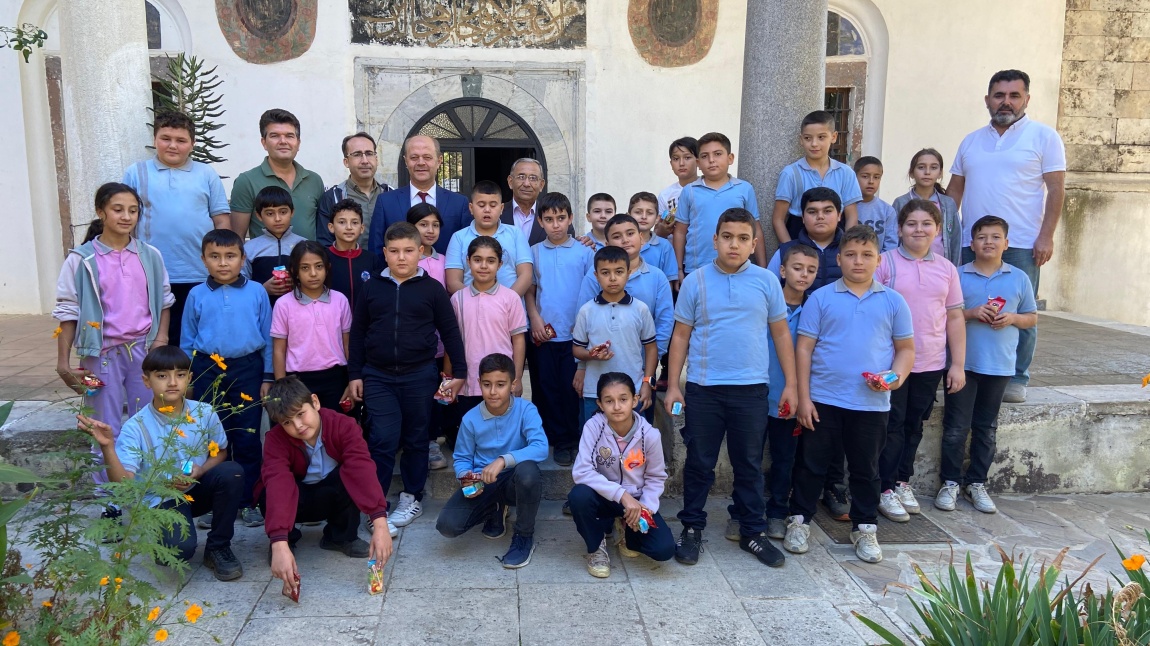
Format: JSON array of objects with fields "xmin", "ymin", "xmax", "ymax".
[
  {"xmin": 878, "ymin": 490, "xmax": 910, "ymax": 522},
  {"xmin": 390, "ymin": 492, "xmax": 423, "ymax": 527},
  {"xmin": 367, "ymin": 515, "xmax": 399, "ymax": 538},
  {"xmin": 935, "ymin": 481, "xmax": 960, "ymax": 511},
  {"xmin": 614, "ymin": 518, "xmax": 640, "ymax": 557},
  {"xmin": 1002, "ymin": 383, "xmax": 1027, "ymax": 403},
  {"xmin": 586, "ymin": 539, "xmax": 611, "ymax": 578},
  {"xmin": 782, "ymin": 516, "xmax": 809, "ymax": 554},
  {"xmin": 895, "ymin": 482, "xmax": 921, "ymax": 514},
  {"xmin": 850, "ymin": 524, "xmax": 883, "ymax": 563},
  {"xmin": 964, "ymin": 483, "xmax": 998, "ymax": 514}
]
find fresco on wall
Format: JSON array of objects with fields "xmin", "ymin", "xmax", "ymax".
[
  {"xmin": 628, "ymin": 0, "xmax": 718, "ymax": 67},
  {"xmin": 349, "ymin": 0, "xmax": 586, "ymax": 48},
  {"xmin": 216, "ymin": 0, "xmax": 318, "ymax": 63}
]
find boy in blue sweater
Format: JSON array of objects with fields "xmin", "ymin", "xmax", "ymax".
[
  {"xmin": 436, "ymin": 353, "xmax": 549, "ymax": 569},
  {"xmin": 181, "ymin": 229, "xmax": 273, "ymax": 527}
]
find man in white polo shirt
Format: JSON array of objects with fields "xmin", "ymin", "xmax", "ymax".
[{"xmin": 947, "ymin": 69, "xmax": 1066, "ymax": 403}]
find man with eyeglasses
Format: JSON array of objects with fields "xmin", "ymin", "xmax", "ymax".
[
  {"xmin": 316, "ymin": 132, "xmax": 391, "ymax": 246},
  {"xmin": 501, "ymin": 158, "xmax": 551, "ymax": 245}
]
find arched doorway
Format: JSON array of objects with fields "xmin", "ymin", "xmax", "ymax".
[{"xmin": 400, "ymin": 98, "xmax": 547, "ymax": 201}]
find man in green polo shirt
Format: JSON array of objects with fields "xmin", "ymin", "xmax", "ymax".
[{"xmin": 230, "ymin": 108, "xmax": 325, "ymax": 240}]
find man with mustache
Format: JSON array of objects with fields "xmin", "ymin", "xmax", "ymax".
[{"xmin": 947, "ymin": 69, "xmax": 1066, "ymax": 404}]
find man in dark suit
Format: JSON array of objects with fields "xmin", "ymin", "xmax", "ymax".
[
  {"xmin": 501, "ymin": 158, "xmax": 550, "ymax": 245},
  {"xmin": 368, "ymin": 135, "xmax": 472, "ymax": 257}
]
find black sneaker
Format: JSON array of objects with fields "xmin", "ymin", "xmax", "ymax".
[
  {"xmin": 319, "ymin": 536, "xmax": 370, "ymax": 558},
  {"xmin": 562, "ymin": 501, "xmax": 572, "ymax": 516},
  {"xmin": 675, "ymin": 527, "xmax": 703, "ymax": 565},
  {"xmin": 553, "ymin": 448, "xmax": 574, "ymax": 467},
  {"xmin": 204, "ymin": 547, "xmax": 243, "ymax": 581},
  {"xmin": 482, "ymin": 502, "xmax": 508, "ymax": 540},
  {"xmin": 739, "ymin": 533, "xmax": 785, "ymax": 567},
  {"xmin": 822, "ymin": 484, "xmax": 851, "ymax": 521},
  {"xmin": 500, "ymin": 533, "xmax": 535, "ymax": 569}
]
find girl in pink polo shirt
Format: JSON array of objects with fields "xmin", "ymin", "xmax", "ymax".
[
  {"xmin": 53, "ymin": 182, "xmax": 175, "ymax": 490},
  {"xmin": 271, "ymin": 241, "xmax": 353, "ymax": 412},
  {"xmin": 873, "ymin": 199, "xmax": 967, "ymax": 522}
]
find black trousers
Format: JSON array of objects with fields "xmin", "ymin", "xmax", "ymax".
[
  {"xmin": 533, "ymin": 341, "xmax": 581, "ymax": 453},
  {"xmin": 167, "ymin": 282, "xmax": 200, "ymax": 348},
  {"xmin": 790, "ymin": 402, "xmax": 887, "ymax": 526},
  {"xmin": 941, "ymin": 371, "xmax": 1010, "ymax": 485},
  {"xmin": 295, "ymin": 364, "xmax": 350, "ymax": 413},
  {"xmin": 157, "ymin": 461, "xmax": 244, "ymax": 561},
  {"xmin": 879, "ymin": 369, "xmax": 943, "ymax": 491},
  {"xmin": 257, "ymin": 466, "xmax": 360, "ymax": 544}
]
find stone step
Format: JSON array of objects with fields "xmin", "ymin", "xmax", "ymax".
[{"xmin": 410, "ymin": 451, "xmax": 575, "ymax": 501}]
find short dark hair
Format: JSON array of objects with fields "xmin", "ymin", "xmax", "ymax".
[
  {"xmin": 201, "ymin": 228, "xmax": 244, "ymax": 255},
  {"xmin": 628, "ymin": 192, "xmax": 658, "ymax": 211},
  {"xmin": 152, "ymin": 110, "xmax": 195, "ymax": 139},
  {"xmin": 288, "ymin": 241, "xmax": 331, "ymax": 289},
  {"xmin": 801, "ymin": 110, "xmax": 836, "ymax": 130},
  {"xmin": 782, "ymin": 243, "xmax": 819, "ymax": 265},
  {"xmin": 341, "ymin": 131, "xmax": 376, "ymax": 157},
  {"xmin": 478, "ymin": 352, "xmax": 515, "ymax": 379},
  {"xmin": 715, "ymin": 207, "xmax": 758, "ymax": 236},
  {"xmin": 840, "ymin": 224, "xmax": 880, "ymax": 251},
  {"xmin": 587, "ymin": 192, "xmax": 615, "ymax": 212},
  {"xmin": 471, "ymin": 180, "xmax": 502, "ymax": 200},
  {"xmin": 384, "ymin": 222, "xmax": 421, "ymax": 246},
  {"xmin": 596, "ymin": 372, "xmax": 636, "ymax": 400},
  {"xmin": 897, "ymin": 198, "xmax": 942, "ymax": 228},
  {"xmin": 854, "ymin": 156, "xmax": 882, "ymax": 172},
  {"xmin": 988, "ymin": 69, "xmax": 1030, "ymax": 94},
  {"xmin": 971, "ymin": 215, "xmax": 1010, "ymax": 237},
  {"xmin": 697, "ymin": 132, "xmax": 731, "ymax": 154},
  {"xmin": 537, "ymin": 192, "xmax": 573, "ymax": 219},
  {"xmin": 329, "ymin": 198, "xmax": 363, "ymax": 222},
  {"xmin": 605, "ymin": 214, "xmax": 640, "ymax": 238},
  {"xmin": 668, "ymin": 136, "xmax": 698, "ymax": 158},
  {"xmin": 406, "ymin": 202, "xmax": 442, "ymax": 226},
  {"xmin": 467, "ymin": 235, "xmax": 503, "ymax": 260},
  {"xmin": 141, "ymin": 345, "xmax": 191, "ymax": 373},
  {"xmin": 593, "ymin": 245, "xmax": 630, "ymax": 270},
  {"xmin": 259, "ymin": 108, "xmax": 301, "ymax": 138},
  {"xmin": 264, "ymin": 376, "xmax": 315, "ymax": 423},
  {"xmin": 800, "ymin": 187, "xmax": 842, "ymax": 213},
  {"xmin": 253, "ymin": 186, "xmax": 294, "ymax": 215}
]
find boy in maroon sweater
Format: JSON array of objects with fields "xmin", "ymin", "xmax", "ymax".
[{"xmin": 256, "ymin": 376, "xmax": 393, "ymax": 600}]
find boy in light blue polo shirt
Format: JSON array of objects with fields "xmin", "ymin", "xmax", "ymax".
[
  {"xmin": 525, "ymin": 192, "xmax": 594, "ymax": 465},
  {"xmin": 672, "ymin": 132, "xmax": 765, "ymax": 279},
  {"xmin": 771, "ymin": 111, "xmax": 863, "ymax": 244},
  {"xmin": 445, "ymin": 181, "xmax": 532, "ymax": 295},
  {"xmin": 664, "ymin": 208, "xmax": 797, "ymax": 569},
  {"xmin": 937, "ymin": 216, "xmax": 1036, "ymax": 516},
  {"xmin": 784, "ymin": 225, "xmax": 914, "ymax": 565}
]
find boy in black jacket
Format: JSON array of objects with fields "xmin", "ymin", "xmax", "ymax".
[
  {"xmin": 345, "ymin": 222, "xmax": 467, "ymax": 535},
  {"xmin": 325, "ymin": 199, "xmax": 379, "ymax": 306}
]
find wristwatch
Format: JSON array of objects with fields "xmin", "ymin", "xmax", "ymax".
[{"xmin": 643, "ymin": 375, "xmax": 655, "ymax": 388}]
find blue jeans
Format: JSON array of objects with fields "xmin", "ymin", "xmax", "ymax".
[
  {"xmin": 362, "ymin": 363, "xmax": 437, "ymax": 498},
  {"xmin": 962, "ymin": 246, "xmax": 1038, "ymax": 385},
  {"xmin": 567, "ymin": 484, "xmax": 675, "ymax": 561},
  {"xmin": 436, "ymin": 461, "xmax": 542, "ymax": 537},
  {"xmin": 678, "ymin": 382, "xmax": 770, "ymax": 536},
  {"xmin": 191, "ymin": 351, "xmax": 264, "ymax": 508}
]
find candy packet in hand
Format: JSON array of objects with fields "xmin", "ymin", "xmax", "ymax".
[
  {"xmin": 987, "ymin": 296, "xmax": 1006, "ymax": 315},
  {"xmin": 862, "ymin": 371, "xmax": 899, "ymax": 391},
  {"xmin": 80, "ymin": 374, "xmax": 106, "ymax": 397}
]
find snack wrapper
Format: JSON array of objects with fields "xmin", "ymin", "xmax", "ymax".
[
  {"xmin": 283, "ymin": 573, "xmax": 300, "ymax": 603},
  {"xmin": 339, "ymin": 398, "xmax": 354, "ymax": 413},
  {"xmin": 272, "ymin": 265, "xmax": 290, "ymax": 283},
  {"xmin": 590, "ymin": 340, "xmax": 612, "ymax": 357},
  {"xmin": 367, "ymin": 560, "xmax": 385, "ymax": 595},
  {"xmin": 862, "ymin": 371, "xmax": 899, "ymax": 391},
  {"xmin": 534, "ymin": 323, "xmax": 557, "ymax": 346},
  {"xmin": 81, "ymin": 374, "xmax": 106, "ymax": 397},
  {"xmin": 987, "ymin": 296, "xmax": 1006, "ymax": 315},
  {"xmin": 660, "ymin": 208, "xmax": 676, "ymax": 225},
  {"xmin": 778, "ymin": 401, "xmax": 791, "ymax": 418},
  {"xmin": 638, "ymin": 508, "xmax": 657, "ymax": 534},
  {"xmin": 434, "ymin": 374, "xmax": 454, "ymax": 406},
  {"xmin": 461, "ymin": 473, "xmax": 484, "ymax": 497},
  {"xmin": 181, "ymin": 459, "xmax": 195, "ymax": 476},
  {"xmin": 671, "ymin": 401, "xmax": 683, "ymax": 416}
]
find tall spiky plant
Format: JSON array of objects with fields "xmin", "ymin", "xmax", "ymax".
[{"xmin": 151, "ymin": 53, "xmax": 228, "ymax": 164}]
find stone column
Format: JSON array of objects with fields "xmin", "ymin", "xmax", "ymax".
[
  {"xmin": 738, "ymin": 0, "xmax": 828, "ymax": 255},
  {"xmin": 58, "ymin": 1, "xmax": 152, "ymax": 233}
]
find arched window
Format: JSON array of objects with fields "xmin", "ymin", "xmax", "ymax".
[
  {"xmin": 824, "ymin": 10, "xmax": 868, "ymax": 162},
  {"xmin": 826, "ymin": 11, "xmax": 865, "ymax": 57}
]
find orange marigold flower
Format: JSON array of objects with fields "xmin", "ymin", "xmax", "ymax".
[
  {"xmin": 157, "ymin": 405, "xmax": 176, "ymax": 414},
  {"xmin": 41, "ymin": 600, "xmax": 52, "ymax": 608},
  {"xmin": 99, "ymin": 576, "xmax": 109, "ymax": 586},
  {"xmin": 2, "ymin": 630, "xmax": 19, "ymax": 646},
  {"xmin": 184, "ymin": 494, "xmax": 194, "ymax": 502},
  {"xmin": 184, "ymin": 603, "xmax": 203, "ymax": 624},
  {"xmin": 86, "ymin": 321, "xmax": 100, "ymax": 329},
  {"xmin": 1142, "ymin": 372, "xmax": 1150, "ymax": 388},
  {"xmin": 148, "ymin": 606, "xmax": 161, "ymax": 622},
  {"xmin": 209, "ymin": 353, "xmax": 227, "ymax": 371},
  {"xmin": 185, "ymin": 414, "xmax": 195, "ymax": 424},
  {"xmin": 1123, "ymin": 554, "xmax": 1146, "ymax": 570},
  {"xmin": 114, "ymin": 577, "xmax": 122, "ymax": 584},
  {"xmin": 176, "ymin": 429, "xmax": 187, "ymax": 438},
  {"xmin": 208, "ymin": 441, "xmax": 219, "ymax": 458},
  {"xmin": 51, "ymin": 326, "xmax": 62, "ymax": 339},
  {"xmin": 154, "ymin": 629, "xmax": 168, "ymax": 642},
  {"xmin": 240, "ymin": 392, "xmax": 253, "ymax": 402}
]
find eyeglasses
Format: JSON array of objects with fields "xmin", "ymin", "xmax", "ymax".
[
  {"xmin": 347, "ymin": 151, "xmax": 377, "ymax": 159},
  {"xmin": 513, "ymin": 174, "xmax": 542, "ymax": 183}
]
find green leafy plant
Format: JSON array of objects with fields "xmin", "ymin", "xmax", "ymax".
[
  {"xmin": 1, "ymin": 23, "xmax": 47, "ymax": 62},
  {"xmin": 151, "ymin": 53, "xmax": 228, "ymax": 164},
  {"xmin": 855, "ymin": 540, "xmax": 1150, "ymax": 646}
]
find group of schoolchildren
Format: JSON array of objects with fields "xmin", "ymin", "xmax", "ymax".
[{"xmin": 55, "ymin": 107, "xmax": 1035, "ymax": 591}]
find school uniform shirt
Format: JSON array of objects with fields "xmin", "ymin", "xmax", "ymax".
[
  {"xmin": 572, "ymin": 411, "xmax": 667, "ymax": 513},
  {"xmin": 445, "ymin": 222, "xmax": 533, "ymax": 289},
  {"xmin": 856, "ymin": 198, "xmax": 899, "ymax": 252},
  {"xmin": 243, "ymin": 229, "xmax": 307, "ymax": 289},
  {"xmin": 116, "ymin": 399, "xmax": 228, "ymax": 508},
  {"xmin": 767, "ymin": 229, "xmax": 844, "ymax": 296},
  {"xmin": 677, "ymin": 176, "xmax": 761, "ymax": 274},
  {"xmin": 90, "ymin": 238, "xmax": 156, "ymax": 347},
  {"xmin": 798, "ymin": 279, "xmax": 914, "ymax": 412},
  {"xmin": 180, "ymin": 275, "xmax": 274, "ymax": 375},
  {"xmin": 640, "ymin": 234, "xmax": 679, "ymax": 282},
  {"xmin": 774, "ymin": 157, "xmax": 864, "ymax": 216},
  {"xmin": 577, "ymin": 259, "xmax": 674, "ymax": 356},
  {"xmin": 958, "ymin": 262, "xmax": 1037, "ymax": 376},
  {"xmin": 326, "ymin": 245, "xmax": 378, "ymax": 307},
  {"xmin": 270, "ymin": 288, "xmax": 352, "ymax": 373},
  {"xmin": 572, "ymin": 292, "xmax": 657, "ymax": 399},
  {"xmin": 874, "ymin": 248, "xmax": 964, "ymax": 373},
  {"xmin": 450, "ymin": 283, "xmax": 528, "ymax": 397},
  {"xmin": 301, "ymin": 431, "xmax": 337, "ymax": 484},
  {"xmin": 453, "ymin": 397, "xmax": 549, "ymax": 477},
  {"xmin": 767, "ymin": 302, "xmax": 803, "ymax": 419},
  {"xmin": 531, "ymin": 238, "xmax": 594, "ymax": 341},
  {"xmin": 674, "ymin": 260, "xmax": 788, "ymax": 386}
]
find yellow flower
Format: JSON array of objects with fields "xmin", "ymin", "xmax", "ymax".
[
  {"xmin": 185, "ymin": 414, "xmax": 195, "ymax": 424},
  {"xmin": 51, "ymin": 326, "xmax": 61, "ymax": 339},
  {"xmin": 176, "ymin": 429, "xmax": 186, "ymax": 438},
  {"xmin": 240, "ymin": 392, "xmax": 253, "ymax": 402},
  {"xmin": 99, "ymin": 576, "xmax": 109, "ymax": 586},
  {"xmin": 86, "ymin": 321, "xmax": 100, "ymax": 329},
  {"xmin": 114, "ymin": 577, "xmax": 122, "ymax": 584},
  {"xmin": 41, "ymin": 600, "xmax": 52, "ymax": 608},
  {"xmin": 23, "ymin": 563, "xmax": 31, "ymax": 570},
  {"xmin": 113, "ymin": 552, "xmax": 120, "ymax": 559},
  {"xmin": 1123, "ymin": 554, "xmax": 1146, "ymax": 570},
  {"xmin": 184, "ymin": 603, "xmax": 203, "ymax": 624},
  {"xmin": 2, "ymin": 630, "xmax": 19, "ymax": 646},
  {"xmin": 208, "ymin": 441, "xmax": 219, "ymax": 458},
  {"xmin": 148, "ymin": 606, "xmax": 161, "ymax": 622},
  {"xmin": 209, "ymin": 353, "xmax": 227, "ymax": 371},
  {"xmin": 184, "ymin": 494, "xmax": 194, "ymax": 502},
  {"xmin": 154, "ymin": 629, "xmax": 168, "ymax": 642},
  {"xmin": 157, "ymin": 405, "xmax": 176, "ymax": 414},
  {"xmin": 1142, "ymin": 372, "xmax": 1150, "ymax": 388}
]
